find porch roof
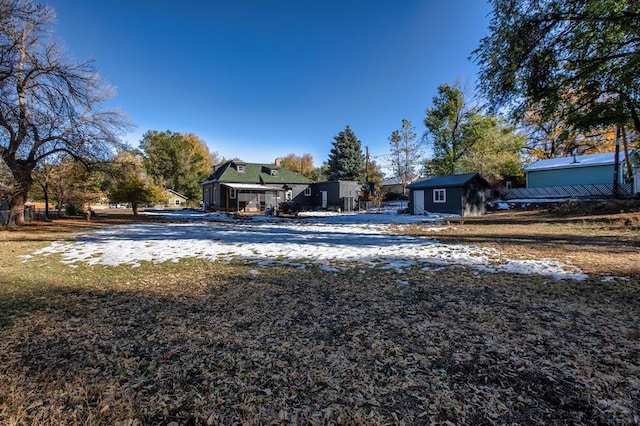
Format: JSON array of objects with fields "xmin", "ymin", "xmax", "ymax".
[{"xmin": 223, "ymin": 183, "xmax": 284, "ymax": 191}]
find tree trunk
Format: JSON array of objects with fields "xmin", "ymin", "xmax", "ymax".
[
  {"xmin": 628, "ymin": 101, "xmax": 640, "ymax": 135},
  {"xmin": 8, "ymin": 165, "xmax": 34, "ymax": 225},
  {"xmin": 42, "ymin": 183, "xmax": 50, "ymax": 220},
  {"xmin": 9, "ymin": 187, "xmax": 28, "ymax": 225},
  {"xmin": 621, "ymin": 127, "xmax": 633, "ymax": 183},
  {"xmin": 131, "ymin": 201, "xmax": 138, "ymax": 216}
]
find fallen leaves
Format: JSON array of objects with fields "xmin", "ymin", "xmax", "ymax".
[
  {"xmin": 0, "ymin": 263, "xmax": 639, "ymax": 425},
  {"xmin": 1, "ymin": 210, "xmax": 639, "ymax": 424}
]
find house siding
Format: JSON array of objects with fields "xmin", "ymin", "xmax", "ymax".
[
  {"xmin": 527, "ymin": 164, "xmax": 618, "ymax": 187},
  {"xmin": 422, "ymin": 187, "xmax": 463, "ymax": 215},
  {"xmin": 201, "ymin": 160, "xmax": 313, "ymax": 211},
  {"xmin": 408, "ymin": 173, "xmax": 489, "ymax": 217},
  {"xmin": 201, "ymin": 161, "xmax": 365, "ymax": 212},
  {"xmin": 462, "ymin": 181, "xmax": 487, "ymax": 216},
  {"xmin": 310, "ymin": 181, "xmax": 361, "ymax": 210},
  {"xmin": 202, "ymin": 182, "xmax": 224, "ymax": 210},
  {"xmin": 289, "ymin": 184, "xmax": 312, "ymax": 206}
]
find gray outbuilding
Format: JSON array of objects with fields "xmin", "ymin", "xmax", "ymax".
[{"xmin": 407, "ymin": 173, "xmax": 490, "ymax": 216}]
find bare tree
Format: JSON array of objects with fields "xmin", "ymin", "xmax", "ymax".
[
  {"xmin": 0, "ymin": 0, "xmax": 131, "ymax": 224},
  {"xmin": 388, "ymin": 118, "xmax": 420, "ymax": 194}
]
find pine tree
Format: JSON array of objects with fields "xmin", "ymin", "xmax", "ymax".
[{"xmin": 326, "ymin": 126, "xmax": 365, "ymax": 181}]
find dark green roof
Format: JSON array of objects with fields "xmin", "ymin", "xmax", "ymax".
[
  {"xmin": 203, "ymin": 160, "xmax": 313, "ymax": 185},
  {"xmin": 407, "ymin": 173, "xmax": 489, "ymax": 189}
]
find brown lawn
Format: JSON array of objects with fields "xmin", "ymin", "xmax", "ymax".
[{"xmin": 0, "ymin": 203, "xmax": 639, "ymax": 425}]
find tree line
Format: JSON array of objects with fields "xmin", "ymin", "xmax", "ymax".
[{"xmin": 2, "ymin": 0, "xmax": 638, "ymax": 224}]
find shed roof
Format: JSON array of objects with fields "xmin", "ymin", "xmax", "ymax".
[
  {"xmin": 381, "ymin": 175, "xmax": 420, "ymax": 186},
  {"xmin": 407, "ymin": 173, "xmax": 489, "ymax": 189},
  {"xmin": 525, "ymin": 151, "xmax": 628, "ymax": 172},
  {"xmin": 165, "ymin": 188, "xmax": 188, "ymax": 200}
]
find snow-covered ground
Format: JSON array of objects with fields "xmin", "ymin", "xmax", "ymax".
[{"xmin": 22, "ymin": 208, "xmax": 588, "ymax": 280}]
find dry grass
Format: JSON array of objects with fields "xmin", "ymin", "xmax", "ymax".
[
  {"xmin": 403, "ymin": 206, "xmax": 640, "ymax": 280},
  {"xmin": 0, "ymin": 209, "xmax": 639, "ymax": 425}
]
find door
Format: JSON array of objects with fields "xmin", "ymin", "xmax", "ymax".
[
  {"xmin": 321, "ymin": 191, "xmax": 328, "ymax": 208},
  {"xmin": 413, "ymin": 190, "xmax": 424, "ymax": 214}
]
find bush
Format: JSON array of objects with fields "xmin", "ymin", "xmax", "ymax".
[
  {"xmin": 278, "ymin": 201, "xmax": 302, "ymax": 216},
  {"xmin": 65, "ymin": 203, "xmax": 82, "ymax": 216},
  {"xmin": 383, "ymin": 192, "xmax": 408, "ymax": 201}
]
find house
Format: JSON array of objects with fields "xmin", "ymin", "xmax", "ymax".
[
  {"xmin": 407, "ymin": 172, "xmax": 490, "ymax": 216},
  {"xmin": 309, "ymin": 180, "xmax": 362, "ymax": 211},
  {"xmin": 201, "ymin": 159, "xmax": 313, "ymax": 212},
  {"xmin": 380, "ymin": 175, "xmax": 419, "ymax": 198},
  {"xmin": 163, "ymin": 188, "xmax": 188, "ymax": 209},
  {"xmin": 518, "ymin": 150, "xmax": 638, "ymax": 198},
  {"xmin": 525, "ymin": 151, "xmax": 633, "ymax": 187}
]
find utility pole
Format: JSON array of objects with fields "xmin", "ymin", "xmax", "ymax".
[{"xmin": 365, "ymin": 145, "xmax": 370, "ymax": 183}]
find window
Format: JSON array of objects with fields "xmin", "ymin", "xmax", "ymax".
[
  {"xmin": 433, "ymin": 188, "xmax": 446, "ymax": 203},
  {"xmin": 229, "ymin": 188, "xmax": 237, "ymax": 199},
  {"xmin": 304, "ymin": 187, "xmax": 311, "ymax": 196},
  {"xmin": 236, "ymin": 164, "xmax": 245, "ymax": 173},
  {"xmin": 270, "ymin": 169, "xmax": 278, "ymax": 176},
  {"xmin": 174, "ymin": 199, "xmax": 181, "ymax": 206}
]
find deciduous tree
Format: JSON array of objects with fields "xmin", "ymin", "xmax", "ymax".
[
  {"xmin": 458, "ymin": 116, "xmax": 526, "ymax": 183},
  {"xmin": 474, "ymin": 0, "xmax": 640, "ymax": 136},
  {"xmin": 139, "ymin": 130, "xmax": 217, "ymax": 201},
  {"xmin": 280, "ymin": 153, "xmax": 315, "ymax": 179},
  {"xmin": 522, "ymin": 101, "xmax": 619, "ymax": 160},
  {"xmin": 424, "ymin": 83, "xmax": 525, "ymax": 182},
  {"xmin": 388, "ymin": 118, "xmax": 420, "ymax": 194},
  {"xmin": 0, "ymin": 0, "xmax": 131, "ymax": 224},
  {"xmin": 108, "ymin": 151, "xmax": 166, "ymax": 216},
  {"xmin": 423, "ymin": 84, "xmax": 478, "ymax": 175},
  {"xmin": 361, "ymin": 154, "xmax": 384, "ymax": 202}
]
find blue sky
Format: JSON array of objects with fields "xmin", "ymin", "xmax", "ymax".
[{"xmin": 46, "ymin": 0, "xmax": 492, "ymax": 172}]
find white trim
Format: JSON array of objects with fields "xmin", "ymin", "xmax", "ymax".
[
  {"xmin": 223, "ymin": 183, "xmax": 283, "ymax": 191},
  {"xmin": 304, "ymin": 187, "xmax": 311, "ymax": 196},
  {"xmin": 433, "ymin": 188, "xmax": 446, "ymax": 203}
]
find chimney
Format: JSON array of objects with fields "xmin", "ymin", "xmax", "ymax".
[
  {"xmin": 572, "ymin": 148, "xmax": 578, "ymax": 163},
  {"xmin": 274, "ymin": 157, "xmax": 281, "ymax": 167}
]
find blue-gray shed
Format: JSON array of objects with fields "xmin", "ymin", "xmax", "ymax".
[{"xmin": 407, "ymin": 173, "xmax": 490, "ymax": 216}]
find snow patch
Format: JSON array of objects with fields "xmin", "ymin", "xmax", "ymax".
[{"xmin": 23, "ymin": 210, "xmax": 588, "ymax": 280}]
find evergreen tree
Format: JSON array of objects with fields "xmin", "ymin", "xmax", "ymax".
[{"xmin": 326, "ymin": 126, "xmax": 365, "ymax": 181}]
